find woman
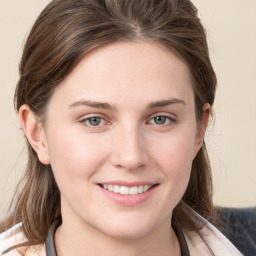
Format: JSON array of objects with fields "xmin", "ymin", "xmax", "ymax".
[{"xmin": 0, "ymin": 0, "xmax": 243, "ymax": 255}]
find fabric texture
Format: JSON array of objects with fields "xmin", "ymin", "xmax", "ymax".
[
  {"xmin": 0, "ymin": 223, "xmax": 45, "ymax": 256},
  {"xmin": 0, "ymin": 213, "xmax": 243, "ymax": 256},
  {"xmin": 216, "ymin": 207, "xmax": 256, "ymax": 256}
]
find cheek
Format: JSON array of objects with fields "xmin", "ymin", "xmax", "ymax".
[
  {"xmin": 154, "ymin": 131, "xmax": 196, "ymax": 171},
  {"xmin": 45, "ymin": 128, "xmax": 109, "ymax": 189},
  {"xmin": 151, "ymin": 131, "xmax": 196, "ymax": 198}
]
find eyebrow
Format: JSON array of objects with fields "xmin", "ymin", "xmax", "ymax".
[
  {"xmin": 69, "ymin": 100, "xmax": 115, "ymax": 110},
  {"xmin": 68, "ymin": 98, "xmax": 185, "ymax": 110},
  {"xmin": 146, "ymin": 98, "xmax": 186, "ymax": 109}
]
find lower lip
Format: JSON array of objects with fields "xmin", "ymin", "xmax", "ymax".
[{"xmin": 98, "ymin": 185, "xmax": 158, "ymax": 207}]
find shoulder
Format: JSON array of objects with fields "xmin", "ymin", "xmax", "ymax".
[
  {"xmin": 184, "ymin": 215, "xmax": 243, "ymax": 256},
  {"xmin": 0, "ymin": 224, "xmax": 46, "ymax": 256},
  {"xmin": 0, "ymin": 223, "xmax": 24, "ymax": 255}
]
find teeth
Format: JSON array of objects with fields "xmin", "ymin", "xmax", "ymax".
[
  {"xmin": 113, "ymin": 185, "xmax": 120, "ymax": 193},
  {"xmin": 102, "ymin": 184, "xmax": 153, "ymax": 195},
  {"xmin": 144, "ymin": 185, "xmax": 149, "ymax": 191},
  {"xmin": 120, "ymin": 186, "xmax": 129, "ymax": 195},
  {"xmin": 129, "ymin": 186, "xmax": 139, "ymax": 195},
  {"xmin": 138, "ymin": 186, "xmax": 144, "ymax": 194}
]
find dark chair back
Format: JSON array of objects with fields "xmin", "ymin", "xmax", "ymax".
[{"xmin": 216, "ymin": 207, "xmax": 256, "ymax": 256}]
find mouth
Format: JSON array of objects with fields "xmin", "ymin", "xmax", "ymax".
[
  {"xmin": 98, "ymin": 182, "xmax": 159, "ymax": 206},
  {"xmin": 99, "ymin": 184, "xmax": 158, "ymax": 195}
]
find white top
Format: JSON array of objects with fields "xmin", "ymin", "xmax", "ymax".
[{"xmin": 0, "ymin": 218, "xmax": 243, "ymax": 256}]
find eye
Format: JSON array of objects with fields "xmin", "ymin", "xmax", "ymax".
[
  {"xmin": 148, "ymin": 115, "xmax": 174, "ymax": 126},
  {"xmin": 82, "ymin": 116, "xmax": 106, "ymax": 127}
]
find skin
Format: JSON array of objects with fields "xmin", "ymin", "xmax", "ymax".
[{"xmin": 20, "ymin": 41, "xmax": 209, "ymax": 256}]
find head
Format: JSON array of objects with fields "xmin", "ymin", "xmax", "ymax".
[{"xmin": 12, "ymin": 0, "xmax": 216, "ymax": 243}]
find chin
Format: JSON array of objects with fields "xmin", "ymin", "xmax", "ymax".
[
  {"xmin": 98, "ymin": 216, "xmax": 158, "ymax": 240},
  {"xmin": 105, "ymin": 227, "xmax": 152, "ymax": 240}
]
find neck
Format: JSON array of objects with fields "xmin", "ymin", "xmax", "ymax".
[{"xmin": 55, "ymin": 216, "xmax": 181, "ymax": 256}]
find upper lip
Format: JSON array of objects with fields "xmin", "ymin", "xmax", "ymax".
[{"xmin": 98, "ymin": 181, "xmax": 158, "ymax": 187}]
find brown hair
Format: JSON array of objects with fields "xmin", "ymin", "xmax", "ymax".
[{"xmin": 1, "ymin": 0, "xmax": 217, "ymax": 246}]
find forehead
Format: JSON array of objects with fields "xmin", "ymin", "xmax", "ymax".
[{"xmin": 50, "ymin": 41, "xmax": 194, "ymax": 109}]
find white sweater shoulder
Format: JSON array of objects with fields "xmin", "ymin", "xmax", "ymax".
[
  {"xmin": 1, "ymin": 218, "xmax": 243, "ymax": 256},
  {"xmin": 185, "ymin": 215, "xmax": 244, "ymax": 255},
  {"xmin": 0, "ymin": 224, "xmax": 45, "ymax": 256}
]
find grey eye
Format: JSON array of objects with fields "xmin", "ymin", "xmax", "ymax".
[
  {"xmin": 87, "ymin": 117, "xmax": 102, "ymax": 126},
  {"xmin": 153, "ymin": 116, "xmax": 168, "ymax": 125}
]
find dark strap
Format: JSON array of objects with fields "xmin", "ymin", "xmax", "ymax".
[
  {"xmin": 46, "ymin": 219, "xmax": 190, "ymax": 256},
  {"xmin": 45, "ymin": 220, "xmax": 60, "ymax": 256},
  {"xmin": 173, "ymin": 222, "xmax": 190, "ymax": 256}
]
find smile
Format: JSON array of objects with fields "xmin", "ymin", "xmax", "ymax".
[{"xmin": 101, "ymin": 184, "xmax": 154, "ymax": 195}]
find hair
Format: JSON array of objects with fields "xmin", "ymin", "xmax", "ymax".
[{"xmin": 1, "ymin": 0, "xmax": 217, "ymax": 247}]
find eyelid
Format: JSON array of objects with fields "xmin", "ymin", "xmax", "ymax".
[
  {"xmin": 147, "ymin": 112, "xmax": 176, "ymax": 121},
  {"xmin": 146, "ymin": 113, "xmax": 177, "ymax": 126},
  {"xmin": 79, "ymin": 113, "xmax": 110, "ymax": 128}
]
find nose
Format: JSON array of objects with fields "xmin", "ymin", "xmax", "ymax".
[{"xmin": 110, "ymin": 125, "xmax": 149, "ymax": 171}]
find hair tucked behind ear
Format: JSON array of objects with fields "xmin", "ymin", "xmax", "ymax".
[{"xmin": 1, "ymin": 0, "xmax": 217, "ymax": 245}]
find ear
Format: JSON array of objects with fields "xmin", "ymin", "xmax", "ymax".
[
  {"xmin": 193, "ymin": 103, "xmax": 211, "ymax": 158},
  {"xmin": 19, "ymin": 104, "xmax": 50, "ymax": 165}
]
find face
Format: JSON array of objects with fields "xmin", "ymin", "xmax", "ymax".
[{"xmin": 30, "ymin": 41, "xmax": 207, "ymax": 239}]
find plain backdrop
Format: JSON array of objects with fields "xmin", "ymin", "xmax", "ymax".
[{"xmin": 0, "ymin": 0, "xmax": 255, "ymax": 220}]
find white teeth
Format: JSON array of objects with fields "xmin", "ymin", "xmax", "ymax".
[
  {"xmin": 120, "ymin": 186, "xmax": 129, "ymax": 195},
  {"xmin": 144, "ymin": 185, "xmax": 149, "ymax": 192},
  {"xmin": 129, "ymin": 186, "xmax": 139, "ymax": 195},
  {"xmin": 113, "ymin": 185, "xmax": 120, "ymax": 193},
  {"xmin": 102, "ymin": 184, "xmax": 153, "ymax": 195},
  {"xmin": 138, "ymin": 186, "xmax": 144, "ymax": 194}
]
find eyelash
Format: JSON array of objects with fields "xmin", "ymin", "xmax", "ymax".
[
  {"xmin": 79, "ymin": 115, "xmax": 108, "ymax": 128},
  {"xmin": 79, "ymin": 114, "xmax": 176, "ymax": 128},
  {"xmin": 147, "ymin": 115, "xmax": 175, "ymax": 126}
]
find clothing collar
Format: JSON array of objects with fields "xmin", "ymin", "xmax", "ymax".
[{"xmin": 45, "ymin": 219, "xmax": 190, "ymax": 256}]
